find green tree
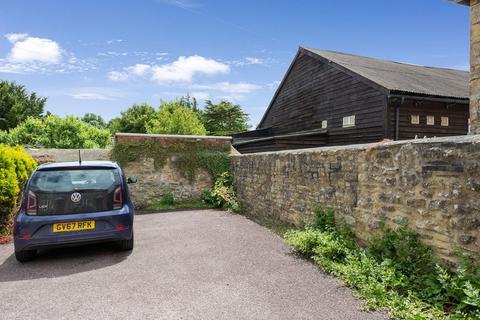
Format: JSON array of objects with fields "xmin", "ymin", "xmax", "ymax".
[
  {"xmin": 146, "ymin": 101, "xmax": 206, "ymax": 135},
  {"xmin": 0, "ymin": 80, "xmax": 46, "ymax": 131},
  {"xmin": 6, "ymin": 115, "xmax": 111, "ymax": 148},
  {"xmin": 202, "ymin": 100, "xmax": 250, "ymax": 136},
  {"xmin": 81, "ymin": 113, "xmax": 106, "ymax": 128},
  {"xmin": 107, "ymin": 103, "xmax": 156, "ymax": 134}
]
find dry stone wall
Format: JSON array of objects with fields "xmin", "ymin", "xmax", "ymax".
[{"xmin": 232, "ymin": 136, "xmax": 480, "ymax": 263}]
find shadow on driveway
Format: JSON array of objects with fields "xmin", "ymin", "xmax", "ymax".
[{"xmin": 0, "ymin": 243, "xmax": 131, "ymax": 282}]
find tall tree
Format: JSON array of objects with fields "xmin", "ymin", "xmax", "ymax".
[
  {"xmin": 202, "ymin": 100, "xmax": 250, "ymax": 136},
  {"xmin": 146, "ymin": 101, "xmax": 206, "ymax": 135},
  {"xmin": 108, "ymin": 103, "xmax": 156, "ymax": 134},
  {"xmin": 0, "ymin": 81, "xmax": 45, "ymax": 131},
  {"xmin": 81, "ymin": 113, "xmax": 107, "ymax": 128}
]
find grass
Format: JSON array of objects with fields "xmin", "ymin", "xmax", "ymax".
[
  {"xmin": 283, "ymin": 208, "xmax": 480, "ymax": 320},
  {"xmin": 145, "ymin": 198, "xmax": 214, "ymax": 211}
]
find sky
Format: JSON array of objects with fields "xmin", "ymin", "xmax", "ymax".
[{"xmin": 0, "ymin": 0, "xmax": 471, "ymax": 127}]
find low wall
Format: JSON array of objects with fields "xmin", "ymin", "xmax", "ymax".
[
  {"xmin": 26, "ymin": 133, "xmax": 231, "ymax": 209},
  {"xmin": 231, "ymin": 136, "xmax": 480, "ymax": 263}
]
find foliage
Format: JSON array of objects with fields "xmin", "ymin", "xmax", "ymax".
[
  {"xmin": 146, "ymin": 101, "xmax": 206, "ymax": 135},
  {"xmin": 284, "ymin": 208, "xmax": 480, "ymax": 320},
  {"xmin": 3, "ymin": 115, "xmax": 111, "ymax": 148},
  {"xmin": 108, "ymin": 103, "xmax": 156, "ymax": 134},
  {"xmin": 111, "ymin": 139, "xmax": 239, "ymax": 213},
  {"xmin": 0, "ymin": 145, "xmax": 37, "ymax": 236},
  {"xmin": 202, "ymin": 172, "xmax": 241, "ymax": 213},
  {"xmin": 202, "ymin": 100, "xmax": 250, "ymax": 136},
  {"xmin": 146, "ymin": 198, "xmax": 213, "ymax": 211},
  {"xmin": 0, "ymin": 80, "xmax": 45, "ymax": 131},
  {"xmin": 159, "ymin": 192, "xmax": 176, "ymax": 206},
  {"xmin": 81, "ymin": 113, "xmax": 107, "ymax": 128}
]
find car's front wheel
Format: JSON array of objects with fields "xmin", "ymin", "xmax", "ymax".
[
  {"xmin": 15, "ymin": 250, "xmax": 36, "ymax": 263},
  {"xmin": 118, "ymin": 233, "xmax": 134, "ymax": 251}
]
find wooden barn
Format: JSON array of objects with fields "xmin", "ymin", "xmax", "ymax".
[{"xmin": 233, "ymin": 47, "xmax": 470, "ymax": 153}]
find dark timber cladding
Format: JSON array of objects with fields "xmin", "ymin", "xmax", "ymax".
[{"xmin": 232, "ymin": 47, "xmax": 470, "ymax": 154}]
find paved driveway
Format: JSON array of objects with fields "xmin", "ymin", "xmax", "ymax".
[{"xmin": 0, "ymin": 210, "xmax": 387, "ymax": 320}]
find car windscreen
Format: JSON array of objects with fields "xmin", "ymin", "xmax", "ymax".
[{"xmin": 28, "ymin": 168, "xmax": 122, "ymax": 215}]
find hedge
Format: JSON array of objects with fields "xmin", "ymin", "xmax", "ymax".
[{"xmin": 0, "ymin": 145, "xmax": 37, "ymax": 236}]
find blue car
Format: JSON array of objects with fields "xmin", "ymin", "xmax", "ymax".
[{"xmin": 13, "ymin": 161, "xmax": 136, "ymax": 262}]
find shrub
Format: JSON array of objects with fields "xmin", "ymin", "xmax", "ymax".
[
  {"xmin": 5, "ymin": 115, "xmax": 111, "ymax": 148},
  {"xmin": 202, "ymin": 172, "xmax": 241, "ymax": 213},
  {"xmin": 0, "ymin": 145, "xmax": 37, "ymax": 236},
  {"xmin": 159, "ymin": 192, "xmax": 176, "ymax": 206},
  {"xmin": 284, "ymin": 208, "xmax": 480, "ymax": 320}
]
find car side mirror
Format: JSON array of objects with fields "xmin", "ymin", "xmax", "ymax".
[{"xmin": 127, "ymin": 177, "xmax": 138, "ymax": 184}]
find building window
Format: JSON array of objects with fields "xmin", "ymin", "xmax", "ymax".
[
  {"xmin": 321, "ymin": 120, "xmax": 328, "ymax": 129},
  {"xmin": 342, "ymin": 115, "xmax": 355, "ymax": 128},
  {"xmin": 441, "ymin": 117, "xmax": 449, "ymax": 127},
  {"xmin": 411, "ymin": 115, "xmax": 420, "ymax": 125},
  {"xmin": 426, "ymin": 115, "xmax": 435, "ymax": 126}
]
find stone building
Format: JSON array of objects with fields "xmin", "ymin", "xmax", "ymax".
[{"xmin": 454, "ymin": 0, "xmax": 480, "ymax": 133}]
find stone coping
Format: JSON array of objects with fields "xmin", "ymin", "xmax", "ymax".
[
  {"xmin": 231, "ymin": 135, "xmax": 480, "ymax": 157},
  {"xmin": 115, "ymin": 133, "xmax": 232, "ymax": 140}
]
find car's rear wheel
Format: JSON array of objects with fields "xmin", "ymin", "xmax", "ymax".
[
  {"xmin": 15, "ymin": 250, "xmax": 36, "ymax": 263},
  {"xmin": 118, "ymin": 233, "xmax": 134, "ymax": 251}
]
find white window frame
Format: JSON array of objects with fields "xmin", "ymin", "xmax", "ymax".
[
  {"xmin": 342, "ymin": 115, "xmax": 355, "ymax": 128},
  {"xmin": 426, "ymin": 115, "xmax": 435, "ymax": 126},
  {"xmin": 411, "ymin": 115, "xmax": 420, "ymax": 125},
  {"xmin": 441, "ymin": 116, "xmax": 449, "ymax": 127},
  {"xmin": 321, "ymin": 120, "xmax": 328, "ymax": 129}
]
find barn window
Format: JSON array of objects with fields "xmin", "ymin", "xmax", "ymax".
[
  {"xmin": 321, "ymin": 120, "xmax": 328, "ymax": 129},
  {"xmin": 411, "ymin": 115, "xmax": 420, "ymax": 125},
  {"xmin": 441, "ymin": 117, "xmax": 449, "ymax": 127},
  {"xmin": 427, "ymin": 115, "xmax": 435, "ymax": 125},
  {"xmin": 342, "ymin": 115, "xmax": 355, "ymax": 128}
]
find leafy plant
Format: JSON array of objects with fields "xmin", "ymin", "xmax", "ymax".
[
  {"xmin": 4, "ymin": 115, "xmax": 111, "ymax": 148},
  {"xmin": 284, "ymin": 208, "xmax": 480, "ymax": 320},
  {"xmin": 159, "ymin": 192, "xmax": 176, "ymax": 206},
  {"xmin": 202, "ymin": 172, "xmax": 241, "ymax": 213},
  {"xmin": 0, "ymin": 145, "xmax": 37, "ymax": 236}
]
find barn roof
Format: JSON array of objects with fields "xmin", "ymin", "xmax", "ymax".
[{"xmin": 304, "ymin": 48, "xmax": 470, "ymax": 100}]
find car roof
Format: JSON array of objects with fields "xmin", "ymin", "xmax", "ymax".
[{"xmin": 37, "ymin": 161, "xmax": 120, "ymax": 170}]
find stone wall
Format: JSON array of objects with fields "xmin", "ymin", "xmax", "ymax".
[
  {"xmin": 115, "ymin": 133, "xmax": 231, "ymax": 208},
  {"xmin": 472, "ymin": 0, "xmax": 480, "ymax": 134},
  {"xmin": 231, "ymin": 136, "xmax": 480, "ymax": 263},
  {"xmin": 26, "ymin": 133, "xmax": 231, "ymax": 209}
]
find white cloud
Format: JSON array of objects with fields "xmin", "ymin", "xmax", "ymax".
[
  {"xmin": 190, "ymin": 91, "xmax": 210, "ymax": 100},
  {"xmin": 126, "ymin": 63, "xmax": 151, "ymax": 76},
  {"xmin": 108, "ymin": 71, "xmax": 129, "ymax": 81},
  {"xmin": 229, "ymin": 57, "xmax": 267, "ymax": 67},
  {"xmin": 190, "ymin": 81, "xmax": 260, "ymax": 94},
  {"xmin": 8, "ymin": 36, "xmax": 62, "ymax": 64},
  {"xmin": 157, "ymin": 0, "xmax": 200, "ymax": 9},
  {"xmin": 70, "ymin": 87, "xmax": 124, "ymax": 101},
  {"xmin": 106, "ymin": 39, "xmax": 125, "ymax": 44},
  {"xmin": 151, "ymin": 55, "xmax": 229, "ymax": 83},
  {"xmin": 5, "ymin": 33, "xmax": 28, "ymax": 43},
  {"xmin": 98, "ymin": 51, "xmax": 128, "ymax": 57}
]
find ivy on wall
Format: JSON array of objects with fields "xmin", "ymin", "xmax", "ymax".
[
  {"xmin": 111, "ymin": 139, "xmax": 240, "ymax": 212},
  {"xmin": 110, "ymin": 140, "xmax": 230, "ymax": 181}
]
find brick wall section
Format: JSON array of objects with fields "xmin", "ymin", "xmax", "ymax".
[
  {"xmin": 472, "ymin": 0, "xmax": 480, "ymax": 133},
  {"xmin": 231, "ymin": 136, "xmax": 480, "ymax": 263},
  {"xmin": 26, "ymin": 148, "xmax": 110, "ymax": 164}
]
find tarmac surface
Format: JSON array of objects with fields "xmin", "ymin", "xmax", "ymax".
[{"xmin": 0, "ymin": 210, "xmax": 388, "ymax": 320}]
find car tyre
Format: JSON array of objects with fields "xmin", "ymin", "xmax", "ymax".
[
  {"xmin": 118, "ymin": 232, "xmax": 134, "ymax": 251},
  {"xmin": 15, "ymin": 250, "xmax": 36, "ymax": 263}
]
